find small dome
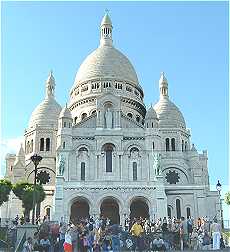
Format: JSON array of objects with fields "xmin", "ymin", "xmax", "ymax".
[
  {"xmin": 29, "ymin": 97, "xmax": 61, "ymax": 128},
  {"xmin": 154, "ymin": 97, "xmax": 186, "ymax": 128},
  {"xmin": 59, "ymin": 105, "xmax": 72, "ymax": 118},
  {"xmin": 73, "ymin": 46, "xmax": 140, "ymax": 87},
  {"xmin": 146, "ymin": 106, "xmax": 157, "ymax": 120}
]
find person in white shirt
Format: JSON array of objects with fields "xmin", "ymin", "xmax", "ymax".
[{"xmin": 210, "ymin": 218, "xmax": 221, "ymax": 250}]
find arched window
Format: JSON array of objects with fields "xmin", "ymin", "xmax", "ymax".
[
  {"xmin": 176, "ymin": 199, "xmax": 181, "ymax": 219},
  {"xmin": 152, "ymin": 122, "xmax": 154, "ymax": 128},
  {"xmin": 40, "ymin": 138, "xmax": 44, "ymax": 151},
  {"xmin": 133, "ymin": 162, "xmax": 137, "ymax": 181},
  {"xmin": 74, "ymin": 116, "xmax": 78, "ymax": 124},
  {"xmin": 146, "ymin": 123, "xmax": 149, "ymax": 128},
  {"xmin": 136, "ymin": 116, "xmax": 140, "ymax": 123},
  {"xmin": 167, "ymin": 206, "xmax": 172, "ymax": 218},
  {"xmin": 46, "ymin": 207, "xmax": 50, "ymax": 218},
  {"xmin": 46, "ymin": 138, "xmax": 50, "ymax": 151},
  {"xmin": 166, "ymin": 138, "xmax": 170, "ymax": 151},
  {"xmin": 127, "ymin": 113, "xmax": 133, "ymax": 118},
  {"xmin": 81, "ymin": 113, "xmax": 87, "ymax": 120},
  {"xmin": 91, "ymin": 110, "xmax": 96, "ymax": 115},
  {"xmin": 152, "ymin": 142, "xmax": 155, "ymax": 150},
  {"xmin": 185, "ymin": 141, "xmax": 187, "ymax": 151},
  {"xmin": 63, "ymin": 141, "xmax": 65, "ymax": 149},
  {"xmin": 171, "ymin": 138, "xmax": 176, "ymax": 151},
  {"xmin": 26, "ymin": 141, "xmax": 30, "ymax": 154},
  {"xmin": 64, "ymin": 122, "xmax": 67, "ymax": 127},
  {"xmin": 104, "ymin": 144, "xmax": 113, "ymax": 172},
  {"xmin": 81, "ymin": 162, "xmax": 85, "ymax": 181},
  {"xmin": 31, "ymin": 140, "xmax": 33, "ymax": 152},
  {"xmin": 182, "ymin": 140, "xmax": 184, "ymax": 152},
  {"xmin": 186, "ymin": 207, "xmax": 191, "ymax": 219}
]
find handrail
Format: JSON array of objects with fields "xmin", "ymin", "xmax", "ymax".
[{"xmin": 15, "ymin": 231, "xmax": 26, "ymax": 252}]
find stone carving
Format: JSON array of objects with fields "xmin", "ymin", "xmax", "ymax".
[
  {"xmin": 105, "ymin": 108, "xmax": 113, "ymax": 128},
  {"xmin": 58, "ymin": 154, "xmax": 66, "ymax": 175},
  {"xmin": 153, "ymin": 153, "xmax": 162, "ymax": 175}
]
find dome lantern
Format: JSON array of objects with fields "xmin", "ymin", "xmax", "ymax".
[
  {"xmin": 159, "ymin": 72, "xmax": 168, "ymax": 98},
  {"xmin": 45, "ymin": 71, "xmax": 56, "ymax": 99},
  {"xmin": 100, "ymin": 11, "xmax": 113, "ymax": 47}
]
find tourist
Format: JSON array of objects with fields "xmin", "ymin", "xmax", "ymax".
[
  {"xmin": 201, "ymin": 230, "xmax": 211, "ymax": 250},
  {"xmin": 22, "ymin": 237, "xmax": 33, "ymax": 252},
  {"xmin": 210, "ymin": 218, "xmax": 221, "ymax": 250},
  {"xmin": 40, "ymin": 236, "xmax": 51, "ymax": 252},
  {"xmin": 63, "ymin": 228, "xmax": 73, "ymax": 252},
  {"xmin": 152, "ymin": 235, "xmax": 166, "ymax": 251},
  {"xmin": 109, "ymin": 221, "xmax": 122, "ymax": 252},
  {"xmin": 162, "ymin": 217, "xmax": 168, "ymax": 232},
  {"xmin": 180, "ymin": 216, "xmax": 188, "ymax": 250},
  {"xmin": 190, "ymin": 228, "xmax": 199, "ymax": 250},
  {"xmin": 130, "ymin": 219, "xmax": 144, "ymax": 251}
]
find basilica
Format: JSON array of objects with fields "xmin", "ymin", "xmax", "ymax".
[{"xmin": 1, "ymin": 14, "xmax": 220, "ymax": 225}]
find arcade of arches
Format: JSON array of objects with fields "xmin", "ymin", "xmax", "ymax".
[{"xmin": 70, "ymin": 196, "xmax": 150, "ymax": 225}]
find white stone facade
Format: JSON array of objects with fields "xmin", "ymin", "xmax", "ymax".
[{"xmin": 1, "ymin": 13, "xmax": 220, "ymax": 224}]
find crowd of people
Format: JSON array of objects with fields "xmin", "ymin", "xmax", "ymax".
[{"xmin": 20, "ymin": 215, "xmax": 226, "ymax": 251}]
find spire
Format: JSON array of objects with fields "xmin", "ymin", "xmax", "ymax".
[
  {"xmin": 45, "ymin": 71, "xmax": 55, "ymax": 98},
  {"xmin": 159, "ymin": 72, "xmax": 168, "ymax": 98},
  {"xmin": 100, "ymin": 11, "xmax": 113, "ymax": 47},
  {"xmin": 14, "ymin": 143, "xmax": 25, "ymax": 165}
]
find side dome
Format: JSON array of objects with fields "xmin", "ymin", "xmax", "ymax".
[
  {"xmin": 28, "ymin": 72, "xmax": 61, "ymax": 128},
  {"xmin": 29, "ymin": 97, "xmax": 61, "ymax": 128},
  {"xmin": 73, "ymin": 46, "xmax": 139, "ymax": 87},
  {"xmin": 154, "ymin": 97, "xmax": 186, "ymax": 128},
  {"xmin": 153, "ymin": 72, "xmax": 186, "ymax": 129},
  {"xmin": 59, "ymin": 104, "xmax": 72, "ymax": 118}
]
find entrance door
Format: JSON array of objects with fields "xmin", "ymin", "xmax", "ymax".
[
  {"xmin": 100, "ymin": 198, "xmax": 120, "ymax": 224},
  {"xmin": 70, "ymin": 199, "xmax": 89, "ymax": 224},
  {"xmin": 130, "ymin": 198, "xmax": 149, "ymax": 220}
]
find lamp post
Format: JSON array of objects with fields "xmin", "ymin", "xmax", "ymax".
[
  {"xmin": 31, "ymin": 154, "xmax": 42, "ymax": 225},
  {"xmin": 216, "ymin": 180, "xmax": 223, "ymax": 228}
]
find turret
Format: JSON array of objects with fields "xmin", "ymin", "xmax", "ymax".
[{"xmin": 58, "ymin": 104, "xmax": 73, "ymax": 151}]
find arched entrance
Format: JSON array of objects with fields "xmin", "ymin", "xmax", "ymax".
[
  {"xmin": 100, "ymin": 198, "xmax": 120, "ymax": 224},
  {"xmin": 130, "ymin": 198, "xmax": 149, "ymax": 220},
  {"xmin": 70, "ymin": 198, "xmax": 89, "ymax": 224}
]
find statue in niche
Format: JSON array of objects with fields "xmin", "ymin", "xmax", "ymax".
[
  {"xmin": 58, "ymin": 154, "xmax": 65, "ymax": 175},
  {"xmin": 105, "ymin": 107, "xmax": 113, "ymax": 128},
  {"xmin": 153, "ymin": 153, "xmax": 162, "ymax": 175}
]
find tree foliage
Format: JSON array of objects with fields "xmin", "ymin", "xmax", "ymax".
[
  {"xmin": 0, "ymin": 179, "xmax": 12, "ymax": 206},
  {"xmin": 12, "ymin": 181, "xmax": 31, "ymax": 200},
  {"xmin": 225, "ymin": 191, "xmax": 230, "ymax": 205},
  {"xmin": 12, "ymin": 181, "xmax": 46, "ymax": 217}
]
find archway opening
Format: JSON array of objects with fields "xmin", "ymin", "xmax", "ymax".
[
  {"xmin": 100, "ymin": 198, "xmax": 120, "ymax": 224},
  {"xmin": 70, "ymin": 199, "xmax": 89, "ymax": 225},
  {"xmin": 130, "ymin": 198, "xmax": 149, "ymax": 220}
]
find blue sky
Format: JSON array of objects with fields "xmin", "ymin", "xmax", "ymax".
[{"xmin": 1, "ymin": 2, "xmax": 229, "ymax": 218}]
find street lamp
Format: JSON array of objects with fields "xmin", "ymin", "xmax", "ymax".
[
  {"xmin": 30, "ymin": 154, "xmax": 42, "ymax": 225},
  {"xmin": 216, "ymin": 180, "xmax": 224, "ymax": 228}
]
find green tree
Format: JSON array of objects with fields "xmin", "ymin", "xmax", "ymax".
[
  {"xmin": 225, "ymin": 191, "xmax": 230, "ymax": 205},
  {"xmin": 0, "ymin": 179, "xmax": 12, "ymax": 206},
  {"xmin": 13, "ymin": 181, "xmax": 46, "ymax": 220}
]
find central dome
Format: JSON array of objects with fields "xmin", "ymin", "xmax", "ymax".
[{"xmin": 74, "ymin": 46, "xmax": 139, "ymax": 86}]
